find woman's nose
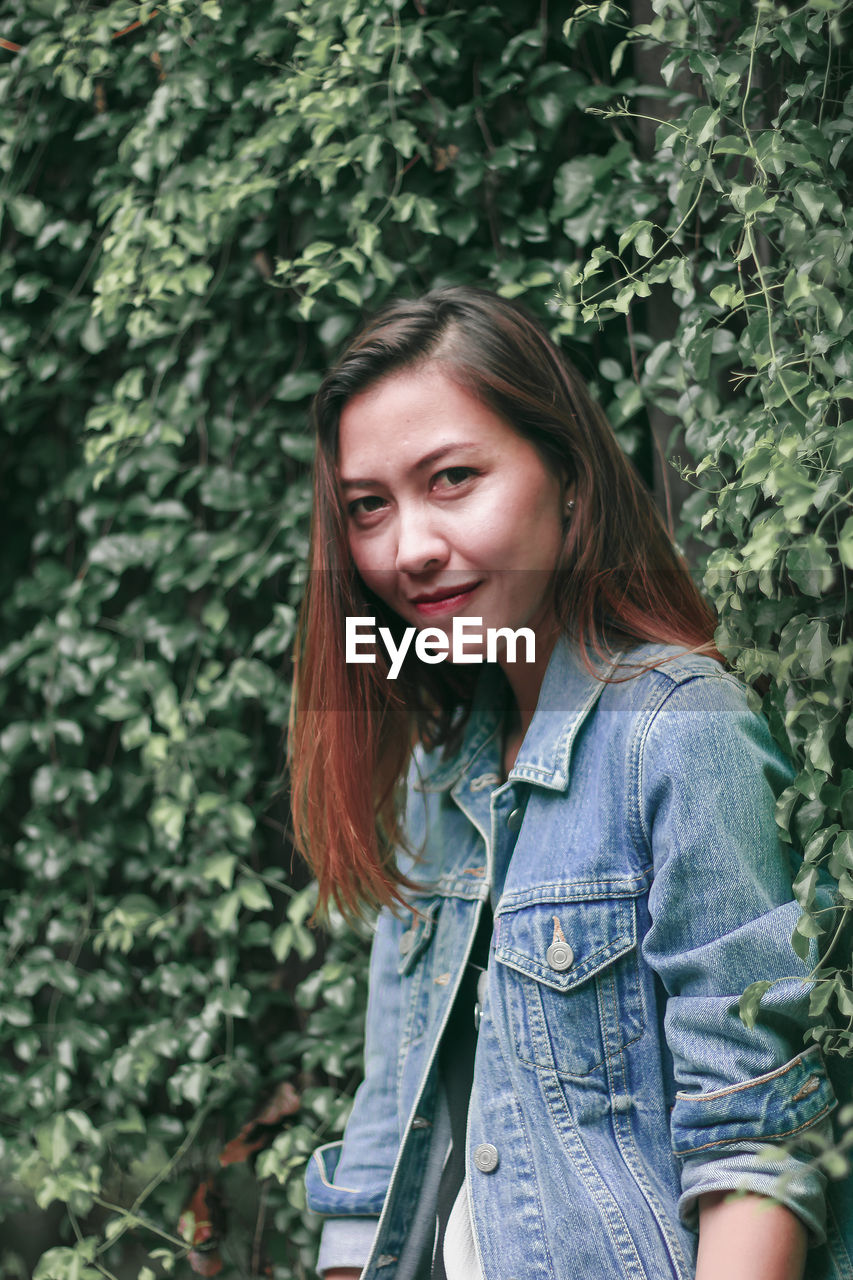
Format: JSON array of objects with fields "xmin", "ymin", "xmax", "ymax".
[{"xmin": 394, "ymin": 506, "xmax": 449, "ymax": 574}]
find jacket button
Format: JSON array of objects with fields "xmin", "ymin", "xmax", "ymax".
[
  {"xmin": 473, "ymin": 1142, "xmax": 499, "ymax": 1173},
  {"xmin": 506, "ymin": 806, "xmax": 524, "ymax": 832},
  {"xmin": 399, "ymin": 928, "xmax": 416, "ymax": 956},
  {"xmin": 546, "ymin": 940, "xmax": 574, "ymax": 971}
]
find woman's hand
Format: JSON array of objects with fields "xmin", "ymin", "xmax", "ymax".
[{"xmin": 696, "ymin": 1191, "xmax": 808, "ymax": 1280}]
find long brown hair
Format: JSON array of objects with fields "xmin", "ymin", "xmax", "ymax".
[{"xmin": 289, "ymin": 287, "xmax": 719, "ymax": 916}]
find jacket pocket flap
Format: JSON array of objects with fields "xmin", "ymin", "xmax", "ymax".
[{"xmin": 494, "ymin": 896, "xmax": 637, "ymax": 993}]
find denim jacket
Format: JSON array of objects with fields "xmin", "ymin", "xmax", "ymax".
[{"xmin": 305, "ymin": 639, "xmax": 852, "ymax": 1280}]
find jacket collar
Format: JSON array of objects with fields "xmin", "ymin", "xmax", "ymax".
[{"xmin": 414, "ymin": 636, "xmax": 616, "ymax": 794}]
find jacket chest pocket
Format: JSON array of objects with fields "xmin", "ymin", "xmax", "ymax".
[{"xmin": 494, "ymin": 894, "xmax": 645, "ymax": 1079}]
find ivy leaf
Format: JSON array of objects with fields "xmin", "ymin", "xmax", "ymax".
[
  {"xmin": 786, "ymin": 535, "xmax": 834, "ymax": 596},
  {"xmin": 739, "ymin": 980, "xmax": 772, "ymax": 1029},
  {"xmin": 237, "ymin": 878, "xmax": 273, "ymax": 912},
  {"xmin": 618, "ymin": 220, "xmax": 654, "ymax": 257},
  {"xmin": 203, "ymin": 854, "xmax": 237, "ymax": 891},
  {"xmin": 793, "ymin": 863, "xmax": 818, "ymax": 908},
  {"xmin": 688, "ymin": 105, "xmax": 719, "ymax": 146},
  {"xmin": 830, "ymin": 832, "xmax": 853, "ymax": 875},
  {"xmin": 8, "ymin": 195, "xmax": 47, "ymax": 236},
  {"xmin": 274, "ymin": 371, "xmax": 323, "ymax": 402},
  {"xmin": 838, "ymin": 516, "xmax": 853, "ymax": 569}
]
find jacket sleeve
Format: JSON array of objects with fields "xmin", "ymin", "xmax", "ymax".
[
  {"xmin": 304, "ymin": 902, "xmax": 407, "ymax": 1233},
  {"xmin": 637, "ymin": 667, "xmax": 837, "ymax": 1240},
  {"xmin": 315, "ymin": 1216, "xmax": 378, "ymax": 1276}
]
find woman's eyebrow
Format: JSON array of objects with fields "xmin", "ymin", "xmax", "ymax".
[{"xmin": 339, "ymin": 441, "xmax": 480, "ymax": 489}]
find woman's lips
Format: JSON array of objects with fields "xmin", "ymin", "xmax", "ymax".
[{"xmin": 409, "ymin": 582, "xmax": 481, "ymax": 618}]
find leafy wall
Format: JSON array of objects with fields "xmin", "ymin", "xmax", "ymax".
[{"xmin": 0, "ymin": 0, "xmax": 850, "ymax": 1276}]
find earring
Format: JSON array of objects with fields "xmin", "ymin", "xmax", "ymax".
[{"xmin": 565, "ymin": 498, "xmax": 575, "ymax": 515}]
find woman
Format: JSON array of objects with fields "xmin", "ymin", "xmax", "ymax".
[{"xmin": 291, "ymin": 287, "xmax": 849, "ymax": 1280}]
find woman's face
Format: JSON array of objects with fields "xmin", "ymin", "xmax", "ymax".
[{"xmin": 336, "ymin": 363, "xmax": 567, "ymax": 663}]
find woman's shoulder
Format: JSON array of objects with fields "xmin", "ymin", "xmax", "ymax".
[
  {"xmin": 591, "ymin": 641, "xmax": 793, "ymax": 783},
  {"xmin": 613, "ymin": 640, "xmax": 735, "ymax": 688},
  {"xmin": 612, "ymin": 643, "xmax": 796, "ymax": 794},
  {"xmin": 600, "ymin": 641, "xmax": 749, "ymax": 722}
]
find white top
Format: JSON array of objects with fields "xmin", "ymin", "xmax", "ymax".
[{"xmin": 443, "ymin": 1179, "xmax": 485, "ymax": 1279}]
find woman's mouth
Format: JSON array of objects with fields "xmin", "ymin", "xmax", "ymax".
[{"xmin": 409, "ymin": 581, "xmax": 482, "ymax": 618}]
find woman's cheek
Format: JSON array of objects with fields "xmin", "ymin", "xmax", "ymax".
[
  {"xmin": 349, "ymin": 529, "xmax": 384, "ymax": 578},
  {"xmin": 360, "ymin": 560, "xmax": 400, "ymax": 607},
  {"xmin": 453, "ymin": 506, "xmax": 510, "ymax": 560}
]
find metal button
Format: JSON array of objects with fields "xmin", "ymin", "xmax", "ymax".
[
  {"xmin": 399, "ymin": 928, "xmax": 415, "ymax": 956},
  {"xmin": 546, "ymin": 940, "xmax": 574, "ymax": 971},
  {"xmin": 411, "ymin": 1115, "xmax": 431, "ymax": 1130},
  {"xmin": 473, "ymin": 1142, "xmax": 499, "ymax": 1173},
  {"xmin": 506, "ymin": 806, "xmax": 524, "ymax": 832}
]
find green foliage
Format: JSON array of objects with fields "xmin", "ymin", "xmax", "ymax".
[
  {"xmin": 0, "ymin": 0, "xmax": 850, "ymax": 1274},
  {"xmin": 557, "ymin": 0, "xmax": 853, "ymax": 1055}
]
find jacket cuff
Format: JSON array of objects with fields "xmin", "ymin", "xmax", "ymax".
[
  {"xmin": 677, "ymin": 1123, "xmax": 831, "ymax": 1245},
  {"xmin": 316, "ymin": 1216, "xmax": 378, "ymax": 1276},
  {"xmin": 305, "ymin": 1140, "xmax": 387, "ymax": 1217},
  {"xmin": 670, "ymin": 1046, "xmax": 835, "ymax": 1157}
]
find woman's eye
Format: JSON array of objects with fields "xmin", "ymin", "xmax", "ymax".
[
  {"xmin": 348, "ymin": 495, "xmax": 386, "ymax": 518},
  {"xmin": 435, "ymin": 466, "xmax": 476, "ymax": 489}
]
